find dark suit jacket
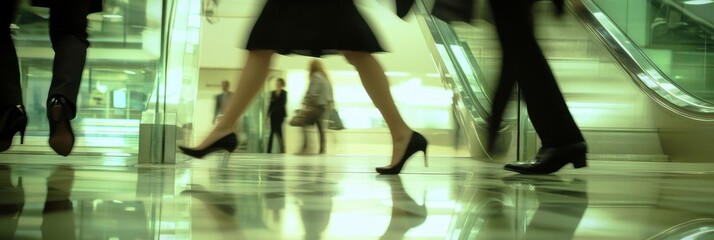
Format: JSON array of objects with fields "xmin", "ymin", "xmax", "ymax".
[
  {"xmin": 268, "ymin": 90, "xmax": 287, "ymax": 119},
  {"xmin": 214, "ymin": 92, "xmax": 232, "ymax": 121},
  {"xmin": 398, "ymin": 0, "xmax": 563, "ymax": 22},
  {"xmin": 32, "ymin": 0, "xmax": 104, "ymax": 13}
]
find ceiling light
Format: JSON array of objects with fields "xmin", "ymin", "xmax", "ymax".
[{"xmin": 683, "ymin": 0, "xmax": 714, "ymax": 5}]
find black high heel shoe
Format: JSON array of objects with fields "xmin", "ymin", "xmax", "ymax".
[
  {"xmin": 47, "ymin": 97, "xmax": 75, "ymax": 156},
  {"xmin": 1, "ymin": 105, "xmax": 28, "ymax": 153},
  {"xmin": 376, "ymin": 132, "xmax": 428, "ymax": 175},
  {"xmin": 504, "ymin": 142, "xmax": 587, "ymax": 174},
  {"xmin": 178, "ymin": 133, "xmax": 238, "ymax": 159}
]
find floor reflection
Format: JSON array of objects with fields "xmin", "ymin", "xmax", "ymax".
[
  {"xmin": 1, "ymin": 165, "xmax": 77, "ymax": 240},
  {"xmin": 2, "ymin": 156, "xmax": 714, "ymax": 239},
  {"xmin": 502, "ymin": 175, "xmax": 588, "ymax": 240},
  {"xmin": 378, "ymin": 176, "xmax": 427, "ymax": 240}
]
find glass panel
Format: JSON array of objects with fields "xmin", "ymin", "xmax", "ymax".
[
  {"xmin": 592, "ymin": 0, "xmax": 714, "ymax": 103},
  {"xmin": 11, "ymin": 0, "xmax": 202, "ymax": 161}
]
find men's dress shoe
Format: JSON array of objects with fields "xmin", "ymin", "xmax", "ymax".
[
  {"xmin": 504, "ymin": 142, "xmax": 587, "ymax": 174},
  {"xmin": 48, "ymin": 97, "xmax": 75, "ymax": 156}
]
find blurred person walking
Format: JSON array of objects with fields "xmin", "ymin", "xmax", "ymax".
[
  {"xmin": 486, "ymin": 0, "xmax": 586, "ymax": 174},
  {"xmin": 424, "ymin": 0, "xmax": 585, "ymax": 174},
  {"xmin": 214, "ymin": 80, "xmax": 233, "ymax": 124},
  {"xmin": 299, "ymin": 60, "xmax": 332, "ymax": 154},
  {"xmin": 266, "ymin": 78, "xmax": 287, "ymax": 153},
  {"xmin": 179, "ymin": 0, "xmax": 427, "ymax": 175}
]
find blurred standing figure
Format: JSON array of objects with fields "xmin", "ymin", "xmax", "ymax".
[
  {"xmin": 266, "ymin": 78, "xmax": 287, "ymax": 153},
  {"xmin": 1, "ymin": 0, "xmax": 102, "ymax": 156},
  {"xmin": 301, "ymin": 60, "xmax": 333, "ymax": 154},
  {"xmin": 214, "ymin": 80, "xmax": 233, "ymax": 124},
  {"xmin": 487, "ymin": 0, "xmax": 587, "ymax": 174},
  {"xmin": 179, "ymin": 0, "xmax": 427, "ymax": 175}
]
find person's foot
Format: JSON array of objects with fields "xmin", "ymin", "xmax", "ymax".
[
  {"xmin": 504, "ymin": 142, "xmax": 587, "ymax": 174},
  {"xmin": 47, "ymin": 97, "xmax": 75, "ymax": 156},
  {"xmin": 376, "ymin": 131, "xmax": 428, "ymax": 175},
  {"xmin": 192, "ymin": 126, "xmax": 235, "ymax": 150}
]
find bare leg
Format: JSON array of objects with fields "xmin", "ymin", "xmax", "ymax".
[
  {"xmin": 192, "ymin": 50, "xmax": 274, "ymax": 149},
  {"xmin": 342, "ymin": 51, "xmax": 413, "ymax": 166}
]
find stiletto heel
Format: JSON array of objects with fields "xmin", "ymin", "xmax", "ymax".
[
  {"xmin": 376, "ymin": 131, "xmax": 429, "ymax": 175},
  {"xmin": 19, "ymin": 128, "xmax": 25, "ymax": 144},
  {"xmin": 179, "ymin": 133, "xmax": 238, "ymax": 159},
  {"xmin": 1, "ymin": 105, "xmax": 28, "ymax": 153},
  {"xmin": 572, "ymin": 155, "xmax": 587, "ymax": 169},
  {"xmin": 423, "ymin": 148, "xmax": 428, "ymax": 167}
]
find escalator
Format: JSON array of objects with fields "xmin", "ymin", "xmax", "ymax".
[{"xmin": 414, "ymin": 0, "xmax": 714, "ymax": 162}]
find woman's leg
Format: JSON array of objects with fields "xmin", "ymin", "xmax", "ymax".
[
  {"xmin": 342, "ymin": 51, "xmax": 413, "ymax": 165},
  {"xmin": 192, "ymin": 50, "xmax": 274, "ymax": 149},
  {"xmin": 302, "ymin": 125, "xmax": 310, "ymax": 152},
  {"xmin": 316, "ymin": 117, "xmax": 325, "ymax": 154}
]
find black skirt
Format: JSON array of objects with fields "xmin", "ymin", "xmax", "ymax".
[{"xmin": 245, "ymin": 0, "xmax": 385, "ymax": 57}]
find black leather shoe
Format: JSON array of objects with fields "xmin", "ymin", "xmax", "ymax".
[
  {"xmin": 504, "ymin": 142, "xmax": 587, "ymax": 174},
  {"xmin": 47, "ymin": 97, "xmax": 75, "ymax": 156}
]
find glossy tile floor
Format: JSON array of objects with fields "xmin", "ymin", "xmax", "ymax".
[{"xmin": 1, "ymin": 154, "xmax": 714, "ymax": 240}]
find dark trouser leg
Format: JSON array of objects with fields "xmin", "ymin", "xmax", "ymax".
[
  {"xmin": 267, "ymin": 117, "xmax": 285, "ymax": 153},
  {"xmin": 316, "ymin": 118, "xmax": 325, "ymax": 154},
  {"xmin": 487, "ymin": 56, "xmax": 517, "ymax": 147},
  {"xmin": 47, "ymin": 0, "xmax": 92, "ymax": 119},
  {"xmin": 275, "ymin": 118, "xmax": 285, "ymax": 153},
  {"xmin": 489, "ymin": 0, "xmax": 584, "ymax": 147},
  {"xmin": 1, "ymin": 0, "xmax": 23, "ymax": 109},
  {"xmin": 266, "ymin": 128, "xmax": 275, "ymax": 153},
  {"xmin": 302, "ymin": 125, "xmax": 309, "ymax": 151}
]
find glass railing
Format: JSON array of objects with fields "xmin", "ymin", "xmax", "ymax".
[
  {"xmin": 578, "ymin": 0, "xmax": 714, "ymax": 120},
  {"xmin": 9, "ymin": 0, "xmax": 201, "ymax": 160},
  {"xmin": 414, "ymin": 0, "xmax": 519, "ymax": 160},
  {"xmin": 414, "ymin": 0, "xmax": 714, "ymax": 161}
]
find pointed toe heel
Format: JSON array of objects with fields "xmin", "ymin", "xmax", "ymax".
[
  {"xmin": 179, "ymin": 133, "xmax": 238, "ymax": 159},
  {"xmin": 376, "ymin": 131, "xmax": 428, "ymax": 175}
]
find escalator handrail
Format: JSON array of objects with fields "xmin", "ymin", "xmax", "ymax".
[
  {"xmin": 413, "ymin": 0, "xmax": 493, "ymax": 124},
  {"xmin": 647, "ymin": 218, "xmax": 714, "ymax": 240},
  {"xmin": 573, "ymin": 0, "xmax": 714, "ymax": 121}
]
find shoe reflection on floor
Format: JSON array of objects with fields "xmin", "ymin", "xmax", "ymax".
[{"xmin": 0, "ymin": 164, "xmax": 77, "ymax": 240}]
